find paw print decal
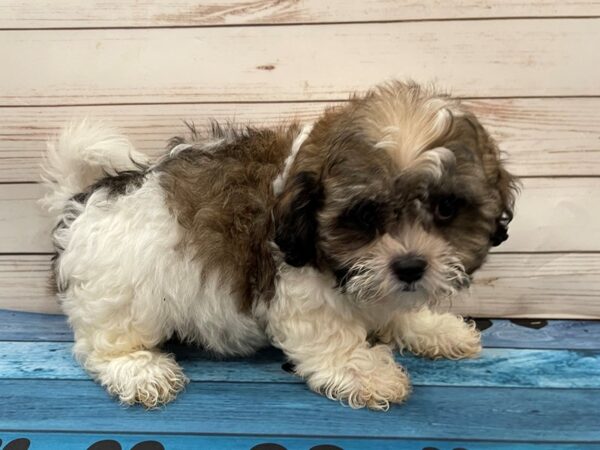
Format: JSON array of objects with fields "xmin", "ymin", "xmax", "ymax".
[
  {"xmin": 0, "ymin": 438, "xmax": 350, "ymax": 449},
  {"xmin": 0, "ymin": 439, "xmax": 164, "ymax": 450},
  {"xmin": 0, "ymin": 438, "xmax": 31, "ymax": 450}
]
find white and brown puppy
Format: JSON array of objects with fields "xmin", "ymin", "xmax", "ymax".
[{"xmin": 42, "ymin": 81, "xmax": 517, "ymax": 410}]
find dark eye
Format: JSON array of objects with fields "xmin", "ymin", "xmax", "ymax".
[
  {"xmin": 434, "ymin": 195, "xmax": 462, "ymax": 224},
  {"xmin": 338, "ymin": 199, "xmax": 384, "ymax": 236}
]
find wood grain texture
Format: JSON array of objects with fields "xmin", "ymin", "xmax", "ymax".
[
  {"xmin": 464, "ymin": 98, "xmax": 600, "ymax": 177},
  {"xmin": 481, "ymin": 319, "xmax": 600, "ymax": 349},
  {"xmin": 1, "ymin": 252, "xmax": 598, "ymax": 317},
  {"xmin": 0, "ymin": 309, "xmax": 71, "ymax": 341},
  {"xmin": 0, "ymin": 433, "xmax": 596, "ymax": 450},
  {"xmin": 4, "ymin": 178, "xmax": 598, "ymax": 253},
  {"xmin": 2, "ymin": 309, "xmax": 599, "ymax": 348},
  {"xmin": 2, "ymin": 341, "xmax": 599, "ymax": 389},
  {"xmin": 3, "ymin": 0, "xmax": 600, "ymax": 28},
  {"xmin": 1, "ymin": 251, "xmax": 599, "ymax": 317},
  {"xmin": 0, "ymin": 379, "xmax": 598, "ymax": 441},
  {"xmin": 1, "ymin": 20, "xmax": 599, "ymax": 105},
  {"xmin": 0, "ymin": 255, "xmax": 55, "ymax": 314},
  {"xmin": 2, "ymin": 97, "xmax": 599, "ymax": 182},
  {"xmin": 467, "ymin": 253, "xmax": 600, "ymax": 319},
  {"xmin": 501, "ymin": 177, "xmax": 600, "ymax": 253},
  {"xmin": 0, "ymin": 185, "xmax": 51, "ymax": 254}
]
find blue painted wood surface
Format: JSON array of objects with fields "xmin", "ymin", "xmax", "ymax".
[
  {"xmin": 2, "ymin": 342, "xmax": 599, "ymax": 389},
  {"xmin": 1, "ymin": 432, "xmax": 599, "ymax": 450},
  {"xmin": 2, "ymin": 309, "xmax": 599, "ymax": 349},
  {"xmin": 1, "ymin": 310, "xmax": 599, "ymax": 447},
  {"xmin": 480, "ymin": 319, "xmax": 600, "ymax": 350},
  {"xmin": 0, "ymin": 379, "xmax": 599, "ymax": 441},
  {"xmin": 0, "ymin": 310, "xmax": 71, "ymax": 341}
]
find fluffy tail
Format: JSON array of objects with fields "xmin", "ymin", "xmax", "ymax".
[{"xmin": 40, "ymin": 120, "xmax": 149, "ymax": 219}]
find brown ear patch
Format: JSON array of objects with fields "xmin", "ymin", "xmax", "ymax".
[
  {"xmin": 497, "ymin": 165, "xmax": 519, "ymax": 216},
  {"xmin": 490, "ymin": 164, "xmax": 519, "ymax": 247},
  {"xmin": 491, "ymin": 215, "xmax": 510, "ymax": 246},
  {"xmin": 274, "ymin": 171, "xmax": 323, "ymax": 267}
]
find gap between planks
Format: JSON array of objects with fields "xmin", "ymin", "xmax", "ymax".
[
  {"xmin": 0, "ymin": 94, "xmax": 599, "ymax": 107},
  {"xmin": 3, "ymin": 15, "xmax": 600, "ymax": 31}
]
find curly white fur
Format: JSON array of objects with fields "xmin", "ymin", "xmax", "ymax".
[
  {"xmin": 40, "ymin": 119, "xmax": 149, "ymax": 223},
  {"xmin": 267, "ymin": 266, "xmax": 411, "ymax": 411},
  {"xmin": 43, "ymin": 122, "xmax": 267, "ymax": 408}
]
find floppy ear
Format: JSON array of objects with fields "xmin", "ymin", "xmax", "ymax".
[
  {"xmin": 274, "ymin": 171, "xmax": 323, "ymax": 267},
  {"xmin": 491, "ymin": 166, "xmax": 519, "ymax": 247}
]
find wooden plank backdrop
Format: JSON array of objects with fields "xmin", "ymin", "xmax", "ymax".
[
  {"xmin": 1, "ymin": 311, "xmax": 600, "ymax": 446},
  {"xmin": 0, "ymin": 1, "xmax": 598, "ymax": 318},
  {"xmin": 3, "ymin": 342, "xmax": 600, "ymax": 387},
  {"xmin": 2, "ymin": 98, "xmax": 600, "ymax": 182},
  {"xmin": 3, "ymin": 308, "xmax": 599, "ymax": 347},
  {"xmin": 3, "ymin": 0, "xmax": 600, "ymax": 28},
  {"xmin": 2, "ymin": 380, "xmax": 599, "ymax": 440},
  {"xmin": 2, "ymin": 253, "xmax": 598, "ymax": 318},
  {"xmin": 4, "ymin": 179, "xmax": 599, "ymax": 253},
  {"xmin": 1, "ymin": 20, "xmax": 600, "ymax": 105}
]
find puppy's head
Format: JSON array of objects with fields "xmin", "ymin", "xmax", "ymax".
[{"xmin": 275, "ymin": 81, "xmax": 518, "ymax": 309}]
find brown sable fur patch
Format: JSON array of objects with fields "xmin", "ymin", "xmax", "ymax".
[
  {"xmin": 157, "ymin": 81, "xmax": 518, "ymax": 313},
  {"xmin": 157, "ymin": 123, "xmax": 301, "ymax": 312}
]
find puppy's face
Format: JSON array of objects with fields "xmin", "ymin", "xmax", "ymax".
[{"xmin": 275, "ymin": 82, "xmax": 518, "ymax": 309}]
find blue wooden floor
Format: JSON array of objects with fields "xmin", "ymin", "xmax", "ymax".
[{"xmin": 0, "ymin": 310, "xmax": 599, "ymax": 450}]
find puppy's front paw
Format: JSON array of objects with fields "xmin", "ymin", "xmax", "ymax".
[
  {"xmin": 98, "ymin": 350, "xmax": 189, "ymax": 408},
  {"xmin": 310, "ymin": 344, "xmax": 411, "ymax": 411},
  {"xmin": 407, "ymin": 317, "xmax": 482, "ymax": 360},
  {"xmin": 351, "ymin": 358, "xmax": 411, "ymax": 411}
]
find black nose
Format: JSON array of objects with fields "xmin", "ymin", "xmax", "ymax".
[{"xmin": 391, "ymin": 255, "xmax": 427, "ymax": 283}]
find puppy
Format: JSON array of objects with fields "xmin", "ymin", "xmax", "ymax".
[{"xmin": 41, "ymin": 81, "xmax": 517, "ymax": 410}]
